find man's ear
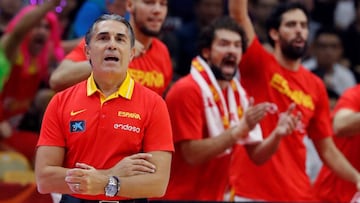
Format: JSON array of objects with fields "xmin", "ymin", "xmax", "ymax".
[
  {"xmin": 201, "ymin": 48, "xmax": 210, "ymax": 60},
  {"xmin": 269, "ymin": 29, "xmax": 278, "ymax": 43},
  {"xmin": 126, "ymin": 0, "xmax": 134, "ymax": 13},
  {"xmin": 130, "ymin": 46, "xmax": 136, "ymax": 61},
  {"xmin": 85, "ymin": 45, "xmax": 91, "ymax": 60}
]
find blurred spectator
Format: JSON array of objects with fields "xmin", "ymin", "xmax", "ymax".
[
  {"xmin": 56, "ymin": 0, "xmax": 85, "ymax": 54},
  {"xmin": 175, "ymin": 0, "xmax": 225, "ymax": 77},
  {"xmin": 341, "ymin": 0, "xmax": 360, "ymax": 82},
  {"xmin": 311, "ymin": 0, "xmax": 337, "ymax": 27},
  {"xmin": 168, "ymin": 0, "xmax": 194, "ymax": 24},
  {"xmin": 334, "ymin": 0, "xmax": 356, "ymax": 31},
  {"xmin": 28, "ymin": 0, "xmax": 86, "ymax": 55},
  {"xmin": 158, "ymin": 25, "xmax": 179, "ymax": 82},
  {"xmin": 70, "ymin": 0, "xmax": 128, "ymax": 39},
  {"xmin": 0, "ymin": 0, "xmax": 24, "ymax": 36},
  {"xmin": 0, "ymin": 1, "xmax": 64, "ymax": 143},
  {"xmin": 303, "ymin": 27, "xmax": 356, "ymax": 101},
  {"xmin": 55, "ymin": 0, "xmax": 85, "ymax": 40}
]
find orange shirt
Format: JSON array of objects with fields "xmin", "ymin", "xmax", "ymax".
[
  {"xmin": 66, "ymin": 38, "xmax": 172, "ymax": 96},
  {"xmin": 37, "ymin": 73, "xmax": 174, "ymax": 201},
  {"xmin": 230, "ymin": 39, "xmax": 332, "ymax": 201}
]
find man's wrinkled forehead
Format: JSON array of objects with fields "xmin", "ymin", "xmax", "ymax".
[
  {"xmin": 281, "ymin": 9, "xmax": 308, "ymax": 24},
  {"xmin": 93, "ymin": 21, "xmax": 129, "ymax": 36}
]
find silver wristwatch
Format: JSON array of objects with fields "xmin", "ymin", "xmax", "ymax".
[{"xmin": 104, "ymin": 176, "xmax": 120, "ymax": 197}]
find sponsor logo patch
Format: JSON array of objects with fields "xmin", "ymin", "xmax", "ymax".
[
  {"xmin": 70, "ymin": 109, "xmax": 87, "ymax": 116},
  {"xmin": 114, "ymin": 123, "xmax": 141, "ymax": 133},
  {"xmin": 118, "ymin": 111, "xmax": 141, "ymax": 120},
  {"xmin": 70, "ymin": 121, "xmax": 85, "ymax": 132}
]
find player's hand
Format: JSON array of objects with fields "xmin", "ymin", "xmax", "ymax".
[
  {"xmin": 232, "ymin": 98, "xmax": 275, "ymax": 140},
  {"xmin": 274, "ymin": 103, "xmax": 302, "ymax": 137},
  {"xmin": 109, "ymin": 153, "xmax": 156, "ymax": 176},
  {"xmin": 244, "ymin": 98, "xmax": 278, "ymax": 130},
  {"xmin": 65, "ymin": 163, "xmax": 107, "ymax": 195}
]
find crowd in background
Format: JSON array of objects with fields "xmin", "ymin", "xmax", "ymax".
[{"xmin": 1, "ymin": 0, "xmax": 360, "ymax": 202}]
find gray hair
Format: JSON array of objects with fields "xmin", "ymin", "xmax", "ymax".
[{"xmin": 85, "ymin": 14, "xmax": 135, "ymax": 47}]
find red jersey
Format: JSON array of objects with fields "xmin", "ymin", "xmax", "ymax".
[
  {"xmin": 0, "ymin": 5, "xmax": 64, "ymax": 122},
  {"xmin": 66, "ymin": 38, "xmax": 172, "ymax": 96},
  {"xmin": 314, "ymin": 85, "xmax": 360, "ymax": 202},
  {"xmin": 230, "ymin": 39, "xmax": 332, "ymax": 201},
  {"xmin": 37, "ymin": 73, "xmax": 174, "ymax": 201},
  {"xmin": 0, "ymin": 54, "xmax": 47, "ymax": 121},
  {"xmin": 163, "ymin": 75, "xmax": 231, "ymax": 201}
]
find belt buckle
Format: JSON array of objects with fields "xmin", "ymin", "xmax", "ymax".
[{"xmin": 99, "ymin": 201, "xmax": 119, "ymax": 203}]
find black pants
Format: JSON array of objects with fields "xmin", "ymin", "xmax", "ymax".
[{"xmin": 60, "ymin": 194, "xmax": 148, "ymax": 203}]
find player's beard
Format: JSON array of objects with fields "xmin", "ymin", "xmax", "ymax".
[
  {"xmin": 210, "ymin": 65, "xmax": 236, "ymax": 81},
  {"xmin": 209, "ymin": 54, "xmax": 238, "ymax": 81},
  {"xmin": 209, "ymin": 56, "xmax": 237, "ymax": 81},
  {"xmin": 133, "ymin": 11, "xmax": 161, "ymax": 37},
  {"xmin": 279, "ymin": 37, "xmax": 307, "ymax": 60}
]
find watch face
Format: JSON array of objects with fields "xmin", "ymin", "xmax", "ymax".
[
  {"xmin": 106, "ymin": 184, "xmax": 118, "ymax": 196},
  {"xmin": 105, "ymin": 176, "xmax": 119, "ymax": 197}
]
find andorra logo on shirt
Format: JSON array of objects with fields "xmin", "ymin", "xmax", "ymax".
[{"xmin": 70, "ymin": 120, "xmax": 85, "ymax": 133}]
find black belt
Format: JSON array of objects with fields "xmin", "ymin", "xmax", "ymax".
[{"xmin": 60, "ymin": 194, "xmax": 148, "ymax": 203}]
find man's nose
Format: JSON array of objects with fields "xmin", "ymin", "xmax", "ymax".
[
  {"xmin": 152, "ymin": 2, "xmax": 162, "ymax": 12},
  {"xmin": 228, "ymin": 44, "xmax": 241, "ymax": 55},
  {"xmin": 107, "ymin": 39, "xmax": 117, "ymax": 50}
]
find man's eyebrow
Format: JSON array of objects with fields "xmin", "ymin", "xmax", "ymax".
[
  {"xmin": 97, "ymin": 32, "xmax": 127, "ymax": 38},
  {"xmin": 97, "ymin": 31, "xmax": 110, "ymax": 35},
  {"xmin": 116, "ymin": 33, "xmax": 127, "ymax": 38}
]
